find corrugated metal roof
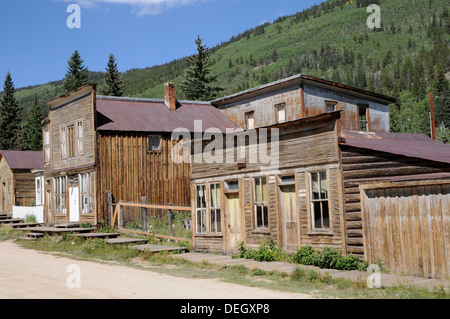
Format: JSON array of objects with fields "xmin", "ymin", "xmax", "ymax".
[
  {"xmin": 340, "ymin": 130, "xmax": 450, "ymax": 164},
  {"xmin": 96, "ymin": 96, "xmax": 239, "ymax": 133},
  {"xmin": 0, "ymin": 150, "xmax": 43, "ymax": 170}
]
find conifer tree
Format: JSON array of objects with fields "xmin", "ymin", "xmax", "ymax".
[
  {"xmin": 0, "ymin": 72, "xmax": 22, "ymax": 150},
  {"xmin": 25, "ymin": 96, "xmax": 43, "ymax": 151},
  {"xmin": 62, "ymin": 50, "xmax": 88, "ymax": 93},
  {"xmin": 180, "ymin": 36, "xmax": 223, "ymax": 101},
  {"xmin": 101, "ymin": 53, "xmax": 124, "ymax": 96}
]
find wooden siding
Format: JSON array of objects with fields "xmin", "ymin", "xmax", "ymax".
[
  {"xmin": 12, "ymin": 170, "xmax": 36, "ymax": 206},
  {"xmin": 0, "ymin": 157, "xmax": 13, "ymax": 212},
  {"xmin": 96, "ymin": 131, "xmax": 191, "ymax": 222},
  {"xmin": 361, "ymin": 182, "xmax": 450, "ymax": 279},
  {"xmin": 340, "ymin": 145, "xmax": 450, "ymax": 258}
]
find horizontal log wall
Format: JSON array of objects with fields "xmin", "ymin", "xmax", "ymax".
[
  {"xmin": 13, "ymin": 171, "xmax": 36, "ymax": 206},
  {"xmin": 340, "ymin": 145, "xmax": 450, "ymax": 259},
  {"xmin": 96, "ymin": 131, "xmax": 191, "ymax": 223}
]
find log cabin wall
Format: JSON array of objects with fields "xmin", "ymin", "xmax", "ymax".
[
  {"xmin": 12, "ymin": 170, "xmax": 36, "ymax": 206},
  {"xmin": 340, "ymin": 145, "xmax": 450, "ymax": 259},
  {"xmin": 191, "ymin": 113, "xmax": 346, "ymax": 254},
  {"xmin": 0, "ymin": 157, "xmax": 13, "ymax": 212},
  {"xmin": 96, "ymin": 131, "xmax": 191, "ymax": 223}
]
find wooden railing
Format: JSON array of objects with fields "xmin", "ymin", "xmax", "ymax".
[{"xmin": 110, "ymin": 201, "xmax": 192, "ymax": 242}]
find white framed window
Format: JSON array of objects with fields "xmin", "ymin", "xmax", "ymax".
[
  {"xmin": 310, "ymin": 171, "xmax": 330, "ymax": 230},
  {"xmin": 60, "ymin": 127, "xmax": 67, "ymax": 159},
  {"xmin": 149, "ymin": 135, "xmax": 161, "ymax": 152},
  {"xmin": 35, "ymin": 177, "xmax": 42, "ymax": 206},
  {"xmin": 253, "ymin": 177, "xmax": 268, "ymax": 229},
  {"xmin": 195, "ymin": 185, "xmax": 207, "ymax": 234},
  {"xmin": 77, "ymin": 121, "xmax": 83, "ymax": 155},
  {"xmin": 80, "ymin": 173, "xmax": 92, "ymax": 214},
  {"xmin": 209, "ymin": 183, "xmax": 221, "ymax": 234},
  {"xmin": 44, "ymin": 128, "xmax": 50, "ymax": 163}
]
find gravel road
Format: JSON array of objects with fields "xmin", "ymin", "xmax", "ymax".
[{"xmin": 0, "ymin": 240, "xmax": 313, "ymax": 299}]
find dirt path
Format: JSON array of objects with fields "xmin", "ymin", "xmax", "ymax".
[{"xmin": 0, "ymin": 240, "xmax": 314, "ymax": 299}]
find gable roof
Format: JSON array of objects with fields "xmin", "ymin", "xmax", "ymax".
[
  {"xmin": 0, "ymin": 150, "xmax": 43, "ymax": 170},
  {"xmin": 96, "ymin": 96, "xmax": 239, "ymax": 133},
  {"xmin": 339, "ymin": 130, "xmax": 450, "ymax": 165}
]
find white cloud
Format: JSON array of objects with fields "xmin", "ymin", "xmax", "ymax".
[{"xmin": 59, "ymin": 0, "xmax": 206, "ymax": 16}]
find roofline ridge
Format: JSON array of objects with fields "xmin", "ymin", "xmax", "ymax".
[{"xmin": 96, "ymin": 95, "xmax": 210, "ymax": 105}]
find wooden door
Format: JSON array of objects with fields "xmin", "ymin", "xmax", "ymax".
[
  {"xmin": 225, "ymin": 193, "xmax": 241, "ymax": 254},
  {"xmin": 69, "ymin": 186, "xmax": 79, "ymax": 222},
  {"xmin": 279, "ymin": 185, "xmax": 299, "ymax": 252}
]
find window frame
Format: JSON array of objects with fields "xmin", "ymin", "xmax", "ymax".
[
  {"xmin": 148, "ymin": 135, "xmax": 162, "ymax": 152},
  {"xmin": 274, "ymin": 102, "xmax": 286, "ymax": 123},
  {"xmin": 245, "ymin": 111, "xmax": 255, "ymax": 129},
  {"xmin": 79, "ymin": 173, "xmax": 92, "ymax": 214},
  {"xmin": 44, "ymin": 128, "xmax": 50, "ymax": 163},
  {"xmin": 325, "ymin": 100, "xmax": 337, "ymax": 113},
  {"xmin": 67, "ymin": 125, "xmax": 75, "ymax": 158},
  {"xmin": 54, "ymin": 176, "xmax": 67, "ymax": 215},
  {"xmin": 60, "ymin": 126, "xmax": 67, "ymax": 159},
  {"xmin": 209, "ymin": 182, "xmax": 222, "ymax": 234},
  {"xmin": 77, "ymin": 121, "xmax": 83, "ymax": 155},
  {"xmin": 358, "ymin": 105, "xmax": 369, "ymax": 131},
  {"xmin": 308, "ymin": 170, "xmax": 331, "ymax": 232},
  {"xmin": 253, "ymin": 177, "xmax": 269, "ymax": 230},
  {"xmin": 195, "ymin": 184, "xmax": 207, "ymax": 235}
]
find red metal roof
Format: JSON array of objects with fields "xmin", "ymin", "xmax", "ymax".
[
  {"xmin": 96, "ymin": 96, "xmax": 239, "ymax": 133},
  {"xmin": 0, "ymin": 150, "xmax": 43, "ymax": 170},
  {"xmin": 340, "ymin": 130, "xmax": 450, "ymax": 165}
]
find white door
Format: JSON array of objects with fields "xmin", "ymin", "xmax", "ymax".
[{"xmin": 69, "ymin": 186, "xmax": 79, "ymax": 222}]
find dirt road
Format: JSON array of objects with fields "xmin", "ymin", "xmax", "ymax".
[{"xmin": 0, "ymin": 240, "xmax": 313, "ymax": 299}]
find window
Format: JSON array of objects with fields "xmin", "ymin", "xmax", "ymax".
[
  {"xmin": 60, "ymin": 127, "xmax": 67, "ymax": 159},
  {"xmin": 310, "ymin": 171, "xmax": 330, "ymax": 230},
  {"xmin": 35, "ymin": 177, "xmax": 42, "ymax": 206},
  {"xmin": 275, "ymin": 103, "xmax": 286, "ymax": 123},
  {"xmin": 44, "ymin": 128, "xmax": 50, "ymax": 163},
  {"xmin": 280, "ymin": 175, "xmax": 295, "ymax": 184},
  {"xmin": 7, "ymin": 181, "xmax": 11, "ymax": 204},
  {"xmin": 67, "ymin": 125, "xmax": 74, "ymax": 158},
  {"xmin": 358, "ymin": 106, "xmax": 368, "ymax": 131},
  {"xmin": 210, "ymin": 183, "xmax": 221, "ymax": 234},
  {"xmin": 326, "ymin": 101, "xmax": 337, "ymax": 113},
  {"xmin": 225, "ymin": 180, "xmax": 239, "ymax": 193},
  {"xmin": 245, "ymin": 111, "xmax": 255, "ymax": 129},
  {"xmin": 80, "ymin": 173, "xmax": 92, "ymax": 214},
  {"xmin": 54, "ymin": 176, "xmax": 67, "ymax": 214},
  {"xmin": 149, "ymin": 135, "xmax": 161, "ymax": 152},
  {"xmin": 77, "ymin": 121, "xmax": 83, "ymax": 155},
  {"xmin": 254, "ymin": 177, "xmax": 268, "ymax": 228},
  {"xmin": 195, "ymin": 185, "xmax": 207, "ymax": 234}
]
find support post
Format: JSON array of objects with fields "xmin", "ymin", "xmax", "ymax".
[
  {"xmin": 106, "ymin": 191, "xmax": 112, "ymax": 227},
  {"xmin": 168, "ymin": 203, "xmax": 174, "ymax": 238},
  {"xmin": 141, "ymin": 196, "xmax": 147, "ymax": 232}
]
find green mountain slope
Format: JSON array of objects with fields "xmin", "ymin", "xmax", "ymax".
[{"xmin": 3, "ymin": 0, "xmax": 450, "ymax": 139}]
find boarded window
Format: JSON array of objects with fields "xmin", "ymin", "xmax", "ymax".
[
  {"xmin": 196, "ymin": 185, "xmax": 207, "ymax": 234},
  {"xmin": 210, "ymin": 183, "xmax": 221, "ymax": 234},
  {"xmin": 149, "ymin": 135, "xmax": 161, "ymax": 151},
  {"xmin": 54, "ymin": 176, "xmax": 67, "ymax": 214},
  {"xmin": 77, "ymin": 121, "xmax": 83, "ymax": 155},
  {"xmin": 310, "ymin": 171, "xmax": 329, "ymax": 230},
  {"xmin": 275, "ymin": 103, "xmax": 286, "ymax": 123},
  {"xmin": 245, "ymin": 111, "xmax": 255, "ymax": 129},
  {"xmin": 44, "ymin": 128, "xmax": 50, "ymax": 163},
  {"xmin": 254, "ymin": 177, "xmax": 268, "ymax": 228}
]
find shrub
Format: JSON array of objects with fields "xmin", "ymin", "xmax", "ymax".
[
  {"xmin": 292, "ymin": 246, "xmax": 366, "ymax": 271},
  {"xmin": 291, "ymin": 245, "xmax": 319, "ymax": 265},
  {"xmin": 237, "ymin": 240, "xmax": 289, "ymax": 262}
]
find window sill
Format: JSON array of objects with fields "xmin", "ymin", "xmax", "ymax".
[
  {"xmin": 251, "ymin": 228, "xmax": 271, "ymax": 235},
  {"xmin": 194, "ymin": 233, "xmax": 223, "ymax": 238},
  {"xmin": 307, "ymin": 230, "xmax": 333, "ymax": 236}
]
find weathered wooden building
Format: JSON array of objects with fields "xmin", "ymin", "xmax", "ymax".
[
  {"xmin": 0, "ymin": 150, "xmax": 43, "ymax": 213},
  {"xmin": 192, "ymin": 75, "xmax": 450, "ymax": 278},
  {"xmin": 44, "ymin": 82, "xmax": 238, "ymax": 225}
]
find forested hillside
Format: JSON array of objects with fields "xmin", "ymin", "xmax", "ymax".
[{"xmin": 3, "ymin": 0, "xmax": 449, "ymax": 139}]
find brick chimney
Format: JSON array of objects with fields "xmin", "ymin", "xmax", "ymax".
[{"xmin": 164, "ymin": 82, "xmax": 176, "ymax": 111}]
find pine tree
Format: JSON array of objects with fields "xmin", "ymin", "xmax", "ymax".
[
  {"xmin": 0, "ymin": 72, "xmax": 22, "ymax": 150},
  {"xmin": 180, "ymin": 36, "xmax": 223, "ymax": 101},
  {"xmin": 101, "ymin": 53, "xmax": 124, "ymax": 96},
  {"xmin": 25, "ymin": 96, "xmax": 43, "ymax": 151},
  {"xmin": 62, "ymin": 50, "xmax": 88, "ymax": 93}
]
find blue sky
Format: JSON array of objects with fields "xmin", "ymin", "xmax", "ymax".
[{"xmin": 0, "ymin": 0, "xmax": 323, "ymax": 89}]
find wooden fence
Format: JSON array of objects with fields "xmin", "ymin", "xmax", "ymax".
[{"xmin": 110, "ymin": 200, "xmax": 192, "ymax": 242}]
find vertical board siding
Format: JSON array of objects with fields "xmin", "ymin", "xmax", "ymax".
[
  {"xmin": 363, "ymin": 184, "xmax": 450, "ymax": 278},
  {"xmin": 96, "ymin": 132, "xmax": 191, "ymax": 222}
]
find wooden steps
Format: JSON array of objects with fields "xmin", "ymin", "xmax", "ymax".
[
  {"xmin": 106, "ymin": 237, "xmax": 148, "ymax": 245},
  {"xmin": 0, "ymin": 218, "xmax": 23, "ymax": 224},
  {"xmin": 70, "ymin": 232, "xmax": 122, "ymax": 239},
  {"xmin": 10, "ymin": 222, "xmax": 43, "ymax": 229},
  {"xmin": 131, "ymin": 244, "xmax": 189, "ymax": 253}
]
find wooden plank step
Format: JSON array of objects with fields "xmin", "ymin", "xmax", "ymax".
[
  {"xmin": 0, "ymin": 213, "xmax": 12, "ymax": 220},
  {"xmin": 20, "ymin": 226, "xmax": 96, "ymax": 234},
  {"xmin": 106, "ymin": 238, "xmax": 148, "ymax": 245},
  {"xmin": 70, "ymin": 232, "xmax": 122, "ymax": 239},
  {"xmin": 54, "ymin": 222, "xmax": 80, "ymax": 228},
  {"xmin": 0, "ymin": 218, "xmax": 23, "ymax": 224},
  {"xmin": 26, "ymin": 232, "xmax": 45, "ymax": 238},
  {"xmin": 10, "ymin": 222, "xmax": 43, "ymax": 228},
  {"xmin": 131, "ymin": 244, "xmax": 189, "ymax": 253}
]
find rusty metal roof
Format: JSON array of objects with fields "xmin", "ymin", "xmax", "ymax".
[
  {"xmin": 96, "ymin": 96, "xmax": 239, "ymax": 133},
  {"xmin": 340, "ymin": 130, "xmax": 450, "ymax": 165},
  {"xmin": 0, "ymin": 150, "xmax": 43, "ymax": 170}
]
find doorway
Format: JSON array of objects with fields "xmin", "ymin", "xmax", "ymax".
[
  {"xmin": 225, "ymin": 193, "xmax": 241, "ymax": 254},
  {"xmin": 279, "ymin": 185, "xmax": 299, "ymax": 252},
  {"xmin": 69, "ymin": 186, "xmax": 79, "ymax": 222}
]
